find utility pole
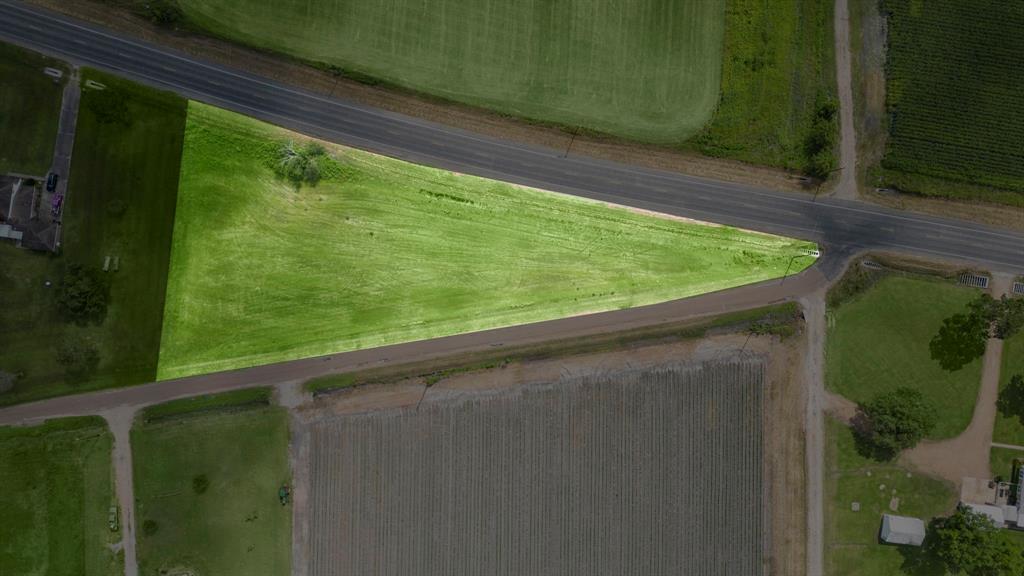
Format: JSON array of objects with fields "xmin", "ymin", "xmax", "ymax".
[{"xmin": 562, "ymin": 126, "xmax": 579, "ymax": 158}]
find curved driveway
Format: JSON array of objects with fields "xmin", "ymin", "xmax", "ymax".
[{"xmin": 1, "ymin": 1, "xmax": 1022, "ymax": 273}]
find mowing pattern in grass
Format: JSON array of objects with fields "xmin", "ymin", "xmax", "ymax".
[
  {"xmin": 309, "ymin": 361, "xmax": 764, "ymax": 575},
  {"xmin": 158, "ymin": 102, "xmax": 816, "ymax": 379},
  {"xmin": 176, "ymin": 0, "xmax": 723, "ymax": 143},
  {"xmin": 0, "ymin": 69, "xmax": 185, "ymax": 406},
  {"xmin": 825, "ymin": 418, "xmax": 955, "ymax": 576},
  {"xmin": 881, "ymin": 0, "xmax": 1024, "ymax": 205},
  {"xmin": 0, "ymin": 417, "xmax": 120, "ymax": 576},
  {"xmin": 691, "ymin": 0, "xmax": 836, "ymax": 170},
  {"xmin": 994, "ymin": 333, "xmax": 1024, "ymax": 445},
  {"xmin": 826, "ymin": 275, "xmax": 983, "ymax": 438},
  {"xmin": 0, "ymin": 42, "xmax": 65, "ymax": 174},
  {"xmin": 133, "ymin": 404, "xmax": 290, "ymax": 576}
]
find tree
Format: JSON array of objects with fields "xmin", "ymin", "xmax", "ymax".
[
  {"xmin": 855, "ymin": 387, "xmax": 936, "ymax": 458},
  {"xmin": 275, "ymin": 141, "xmax": 324, "ymax": 186},
  {"xmin": 55, "ymin": 337, "xmax": 100, "ymax": 382},
  {"xmin": 998, "ymin": 375, "xmax": 1024, "ymax": 426},
  {"xmin": 931, "ymin": 506, "xmax": 1024, "ymax": 575},
  {"xmin": 56, "ymin": 264, "xmax": 110, "ymax": 325},
  {"xmin": 930, "ymin": 312, "xmax": 989, "ymax": 372}
]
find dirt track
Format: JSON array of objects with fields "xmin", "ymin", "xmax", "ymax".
[{"xmin": 832, "ymin": 0, "xmax": 858, "ymax": 201}]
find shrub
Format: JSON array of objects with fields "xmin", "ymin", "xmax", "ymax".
[
  {"xmin": 142, "ymin": 519, "xmax": 159, "ymax": 537},
  {"xmin": 142, "ymin": 0, "xmax": 183, "ymax": 26},
  {"xmin": 854, "ymin": 387, "xmax": 936, "ymax": 459},
  {"xmin": 56, "ymin": 264, "xmax": 109, "ymax": 325},
  {"xmin": 192, "ymin": 474, "xmax": 209, "ymax": 494},
  {"xmin": 803, "ymin": 94, "xmax": 839, "ymax": 179},
  {"xmin": 274, "ymin": 141, "xmax": 326, "ymax": 187}
]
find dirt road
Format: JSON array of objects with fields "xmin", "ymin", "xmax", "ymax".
[
  {"xmin": 0, "ymin": 260, "xmax": 835, "ymax": 426},
  {"xmin": 833, "ymin": 0, "xmax": 858, "ymax": 200},
  {"xmin": 103, "ymin": 406, "xmax": 138, "ymax": 576},
  {"xmin": 800, "ymin": 289, "xmax": 827, "ymax": 576}
]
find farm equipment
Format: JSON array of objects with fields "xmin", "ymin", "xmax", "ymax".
[
  {"xmin": 108, "ymin": 506, "xmax": 119, "ymax": 532},
  {"xmin": 278, "ymin": 485, "xmax": 291, "ymax": 506}
]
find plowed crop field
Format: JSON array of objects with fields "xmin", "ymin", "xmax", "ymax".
[{"xmin": 307, "ymin": 360, "xmax": 766, "ymax": 575}]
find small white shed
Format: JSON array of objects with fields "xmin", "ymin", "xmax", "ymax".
[{"xmin": 880, "ymin": 514, "xmax": 926, "ymax": 546}]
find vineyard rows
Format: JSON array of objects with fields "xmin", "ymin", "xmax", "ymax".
[
  {"xmin": 307, "ymin": 360, "xmax": 767, "ymax": 576},
  {"xmin": 882, "ymin": 0, "xmax": 1024, "ymax": 194}
]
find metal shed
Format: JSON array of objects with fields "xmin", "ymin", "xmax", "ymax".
[{"xmin": 880, "ymin": 514, "xmax": 926, "ymax": 546}]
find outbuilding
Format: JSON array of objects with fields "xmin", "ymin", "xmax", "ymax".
[{"xmin": 880, "ymin": 514, "xmax": 926, "ymax": 546}]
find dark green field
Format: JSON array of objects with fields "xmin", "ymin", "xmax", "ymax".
[
  {"xmin": 0, "ymin": 417, "xmax": 121, "ymax": 576},
  {"xmin": 880, "ymin": 0, "xmax": 1024, "ymax": 205},
  {"xmin": 0, "ymin": 68, "xmax": 185, "ymax": 406},
  {"xmin": 133, "ymin": 398, "xmax": 291, "ymax": 576},
  {"xmin": 691, "ymin": 0, "xmax": 836, "ymax": 170},
  {"xmin": 0, "ymin": 43, "xmax": 66, "ymax": 175}
]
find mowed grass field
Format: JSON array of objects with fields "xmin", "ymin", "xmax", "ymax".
[
  {"xmin": 691, "ymin": 0, "xmax": 836, "ymax": 169},
  {"xmin": 176, "ymin": 0, "xmax": 724, "ymax": 143},
  {"xmin": 0, "ymin": 417, "xmax": 121, "ymax": 576},
  {"xmin": 132, "ymin": 397, "xmax": 290, "ymax": 576},
  {"xmin": 826, "ymin": 275, "xmax": 983, "ymax": 439},
  {"xmin": 0, "ymin": 69, "xmax": 185, "ymax": 405},
  {"xmin": 0, "ymin": 43, "xmax": 65, "ymax": 175},
  {"xmin": 993, "ymin": 333, "xmax": 1024, "ymax": 445},
  {"xmin": 880, "ymin": 0, "xmax": 1024, "ymax": 206},
  {"xmin": 157, "ymin": 102, "xmax": 818, "ymax": 379},
  {"xmin": 825, "ymin": 418, "xmax": 955, "ymax": 576}
]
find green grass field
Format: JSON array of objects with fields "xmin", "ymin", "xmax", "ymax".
[
  {"xmin": 826, "ymin": 275, "xmax": 983, "ymax": 439},
  {"xmin": 0, "ymin": 43, "xmax": 66, "ymax": 175},
  {"xmin": 825, "ymin": 418, "xmax": 955, "ymax": 576},
  {"xmin": 993, "ymin": 333, "xmax": 1024, "ymax": 445},
  {"xmin": 0, "ymin": 417, "xmax": 121, "ymax": 576},
  {"xmin": 880, "ymin": 0, "xmax": 1024, "ymax": 206},
  {"xmin": 990, "ymin": 446, "xmax": 1023, "ymax": 483},
  {"xmin": 157, "ymin": 102, "xmax": 817, "ymax": 379},
  {"xmin": 132, "ymin": 400, "xmax": 290, "ymax": 576},
  {"xmin": 690, "ymin": 0, "xmax": 836, "ymax": 170},
  {"xmin": 0, "ymin": 69, "xmax": 185, "ymax": 406},
  {"xmin": 175, "ymin": 0, "xmax": 724, "ymax": 143}
]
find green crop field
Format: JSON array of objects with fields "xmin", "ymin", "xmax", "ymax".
[
  {"xmin": 826, "ymin": 275, "xmax": 983, "ymax": 439},
  {"xmin": 133, "ymin": 399, "xmax": 290, "ymax": 576},
  {"xmin": 157, "ymin": 102, "xmax": 817, "ymax": 379},
  {"xmin": 691, "ymin": 0, "xmax": 836, "ymax": 170},
  {"xmin": 0, "ymin": 42, "xmax": 66, "ymax": 175},
  {"xmin": 0, "ymin": 417, "xmax": 121, "ymax": 576},
  {"xmin": 175, "ymin": 0, "xmax": 723, "ymax": 143},
  {"xmin": 0, "ymin": 69, "xmax": 185, "ymax": 406},
  {"xmin": 825, "ymin": 418, "xmax": 955, "ymax": 576},
  {"xmin": 880, "ymin": 0, "xmax": 1024, "ymax": 206},
  {"xmin": 993, "ymin": 333, "xmax": 1024, "ymax": 446}
]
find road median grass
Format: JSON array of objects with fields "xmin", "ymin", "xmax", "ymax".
[
  {"xmin": 157, "ymin": 102, "xmax": 817, "ymax": 380},
  {"xmin": 0, "ymin": 416, "xmax": 121, "ymax": 576},
  {"xmin": 133, "ymin": 401, "xmax": 290, "ymax": 576}
]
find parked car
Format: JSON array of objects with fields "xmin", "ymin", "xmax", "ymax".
[{"xmin": 46, "ymin": 172, "xmax": 59, "ymax": 192}]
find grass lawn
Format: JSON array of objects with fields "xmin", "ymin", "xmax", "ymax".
[
  {"xmin": 0, "ymin": 417, "xmax": 121, "ymax": 576},
  {"xmin": 158, "ymin": 102, "xmax": 818, "ymax": 379},
  {"xmin": 826, "ymin": 275, "xmax": 983, "ymax": 438},
  {"xmin": 175, "ymin": 0, "xmax": 724, "ymax": 143},
  {"xmin": 132, "ymin": 399, "xmax": 290, "ymax": 576},
  {"xmin": 879, "ymin": 0, "xmax": 1024, "ymax": 206},
  {"xmin": 0, "ymin": 42, "xmax": 66, "ymax": 175},
  {"xmin": 994, "ymin": 333, "xmax": 1024, "ymax": 445},
  {"xmin": 689, "ymin": 0, "xmax": 837, "ymax": 170},
  {"xmin": 990, "ymin": 446, "xmax": 1024, "ymax": 483},
  {"xmin": 825, "ymin": 418, "xmax": 955, "ymax": 576},
  {"xmin": 0, "ymin": 69, "xmax": 185, "ymax": 406}
]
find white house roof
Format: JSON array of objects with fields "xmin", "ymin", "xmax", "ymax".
[
  {"xmin": 965, "ymin": 503, "xmax": 1005, "ymax": 526},
  {"xmin": 880, "ymin": 514, "xmax": 926, "ymax": 546}
]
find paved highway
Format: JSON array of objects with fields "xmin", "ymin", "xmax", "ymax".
[{"xmin": 1, "ymin": 0, "xmax": 1022, "ymax": 272}]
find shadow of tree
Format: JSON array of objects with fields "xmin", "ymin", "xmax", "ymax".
[
  {"xmin": 896, "ymin": 519, "xmax": 947, "ymax": 576},
  {"xmin": 997, "ymin": 375, "xmax": 1024, "ymax": 427}
]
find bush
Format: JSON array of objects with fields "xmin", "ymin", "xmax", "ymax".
[
  {"xmin": 55, "ymin": 337, "xmax": 101, "ymax": 383},
  {"xmin": 803, "ymin": 94, "xmax": 839, "ymax": 179},
  {"xmin": 854, "ymin": 387, "xmax": 936, "ymax": 459},
  {"xmin": 274, "ymin": 141, "xmax": 325, "ymax": 187},
  {"xmin": 56, "ymin": 264, "xmax": 109, "ymax": 325},
  {"xmin": 142, "ymin": 519, "xmax": 159, "ymax": 537},
  {"xmin": 142, "ymin": 0, "xmax": 183, "ymax": 25},
  {"xmin": 192, "ymin": 474, "xmax": 209, "ymax": 494}
]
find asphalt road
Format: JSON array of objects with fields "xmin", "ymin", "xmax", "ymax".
[{"xmin": 1, "ymin": 1, "xmax": 1022, "ymax": 273}]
